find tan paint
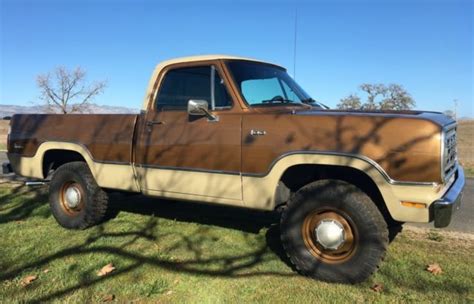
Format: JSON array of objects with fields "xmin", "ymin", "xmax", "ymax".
[
  {"xmin": 136, "ymin": 167, "xmax": 243, "ymax": 202},
  {"xmin": 242, "ymin": 153, "xmax": 452, "ymax": 222},
  {"xmin": 12, "ymin": 141, "xmax": 452, "ymax": 223},
  {"xmin": 13, "ymin": 142, "xmax": 140, "ymax": 192}
]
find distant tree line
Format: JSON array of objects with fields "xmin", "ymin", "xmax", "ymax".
[{"xmin": 337, "ymin": 83, "xmax": 415, "ymax": 111}]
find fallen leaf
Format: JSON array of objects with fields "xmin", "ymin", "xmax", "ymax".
[
  {"xmin": 97, "ymin": 263, "xmax": 116, "ymax": 277},
  {"xmin": 370, "ymin": 283, "xmax": 384, "ymax": 292},
  {"xmin": 20, "ymin": 275, "xmax": 38, "ymax": 287},
  {"xmin": 165, "ymin": 290, "xmax": 173, "ymax": 296},
  {"xmin": 427, "ymin": 263, "xmax": 442, "ymax": 275},
  {"xmin": 102, "ymin": 294, "xmax": 115, "ymax": 302},
  {"xmin": 173, "ymin": 279, "xmax": 179, "ymax": 284},
  {"xmin": 43, "ymin": 269, "xmax": 50, "ymax": 274}
]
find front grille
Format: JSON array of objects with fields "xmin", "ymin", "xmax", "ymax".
[{"xmin": 443, "ymin": 127, "xmax": 457, "ymax": 182}]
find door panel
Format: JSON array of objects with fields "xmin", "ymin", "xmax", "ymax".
[
  {"xmin": 134, "ymin": 63, "xmax": 242, "ymax": 200},
  {"xmin": 135, "ymin": 110, "xmax": 242, "ymax": 200}
]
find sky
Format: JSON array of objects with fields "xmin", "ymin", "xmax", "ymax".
[{"xmin": 1, "ymin": 0, "xmax": 473, "ymax": 117}]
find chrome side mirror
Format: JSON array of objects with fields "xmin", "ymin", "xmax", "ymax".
[
  {"xmin": 187, "ymin": 99, "xmax": 218, "ymax": 121},
  {"xmin": 187, "ymin": 99, "xmax": 208, "ymax": 116}
]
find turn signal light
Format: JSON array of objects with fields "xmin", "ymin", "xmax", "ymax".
[{"xmin": 401, "ymin": 201, "xmax": 427, "ymax": 209}]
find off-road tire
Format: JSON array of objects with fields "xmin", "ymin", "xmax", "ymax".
[
  {"xmin": 280, "ymin": 179, "xmax": 389, "ymax": 284},
  {"xmin": 49, "ymin": 161, "xmax": 108, "ymax": 229}
]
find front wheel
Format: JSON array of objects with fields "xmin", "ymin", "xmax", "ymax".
[
  {"xmin": 49, "ymin": 161, "xmax": 109, "ymax": 229},
  {"xmin": 280, "ymin": 180, "xmax": 389, "ymax": 283}
]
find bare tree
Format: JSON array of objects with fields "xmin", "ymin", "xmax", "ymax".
[
  {"xmin": 338, "ymin": 83, "xmax": 415, "ymax": 111},
  {"xmin": 37, "ymin": 67, "xmax": 107, "ymax": 114}
]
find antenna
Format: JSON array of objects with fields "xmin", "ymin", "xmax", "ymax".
[
  {"xmin": 293, "ymin": 8, "xmax": 297, "ymax": 80},
  {"xmin": 453, "ymin": 99, "xmax": 458, "ymax": 120}
]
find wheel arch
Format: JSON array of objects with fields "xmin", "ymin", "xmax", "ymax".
[
  {"xmin": 36, "ymin": 142, "xmax": 139, "ymax": 192},
  {"xmin": 42, "ymin": 149, "xmax": 88, "ymax": 178},
  {"xmin": 242, "ymin": 153, "xmax": 405, "ymax": 223},
  {"xmin": 277, "ymin": 163, "xmax": 398, "ymax": 226}
]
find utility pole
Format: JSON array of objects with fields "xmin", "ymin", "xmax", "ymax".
[{"xmin": 293, "ymin": 8, "xmax": 297, "ymax": 80}]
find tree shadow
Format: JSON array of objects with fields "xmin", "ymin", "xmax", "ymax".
[
  {"xmin": 106, "ymin": 193, "xmax": 279, "ymax": 234},
  {"xmin": 0, "ymin": 185, "xmax": 49, "ymax": 224}
]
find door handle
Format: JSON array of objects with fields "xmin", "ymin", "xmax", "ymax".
[
  {"xmin": 146, "ymin": 120, "xmax": 164, "ymax": 126},
  {"xmin": 146, "ymin": 120, "xmax": 164, "ymax": 132}
]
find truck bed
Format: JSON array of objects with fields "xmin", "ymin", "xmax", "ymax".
[{"xmin": 8, "ymin": 114, "xmax": 138, "ymax": 164}]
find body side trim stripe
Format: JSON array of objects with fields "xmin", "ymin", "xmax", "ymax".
[{"xmin": 16, "ymin": 141, "xmax": 435, "ymax": 186}]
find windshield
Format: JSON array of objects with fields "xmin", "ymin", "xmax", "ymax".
[{"xmin": 226, "ymin": 60, "xmax": 321, "ymax": 108}]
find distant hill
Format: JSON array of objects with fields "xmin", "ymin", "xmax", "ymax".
[{"xmin": 0, "ymin": 103, "xmax": 139, "ymax": 118}]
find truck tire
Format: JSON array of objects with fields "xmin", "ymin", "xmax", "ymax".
[
  {"xmin": 49, "ymin": 161, "xmax": 108, "ymax": 229},
  {"xmin": 280, "ymin": 179, "xmax": 388, "ymax": 284}
]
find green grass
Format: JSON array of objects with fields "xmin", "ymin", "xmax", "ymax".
[
  {"xmin": 0, "ymin": 142, "xmax": 6, "ymax": 151},
  {"xmin": 0, "ymin": 185, "xmax": 473, "ymax": 303},
  {"xmin": 464, "ymin": 167, "xmax": 474, "ymax": 178}
]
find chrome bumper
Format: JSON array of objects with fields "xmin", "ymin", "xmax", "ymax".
[{"xmin": 431, "ymin": 166, "xmax": 465, "ymax": 228}]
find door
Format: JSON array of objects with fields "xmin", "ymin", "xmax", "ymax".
[{"xmin": 135, "ymin": 64, "xmax": 242, "ymax": 201}]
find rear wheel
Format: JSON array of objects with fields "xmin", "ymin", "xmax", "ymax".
[
  {"xmin": 49, "ymin": 161, "xmax": 108, "ymax": 229},
  {"xmin": 280, "ymin": 179, "xmax": 388, "ymax": 283}
]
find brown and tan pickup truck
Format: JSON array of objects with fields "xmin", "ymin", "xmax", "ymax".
[{"xmin": 5, "ymin": 55, "xmax": 465, "ymax": 283}]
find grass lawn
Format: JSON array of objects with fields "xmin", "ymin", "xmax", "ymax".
[{"xmin": 0, "ymin": 184, "xmax": 473, "ymax": 303}]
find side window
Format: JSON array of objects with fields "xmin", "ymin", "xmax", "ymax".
[{"xmin": 156, "ymin": 66, "xmax": 232, "ymax": 110}]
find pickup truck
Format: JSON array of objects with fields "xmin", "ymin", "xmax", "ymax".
[{"xmin": 5, "ymin": 55, "xmax": 465, "ymax": 283}]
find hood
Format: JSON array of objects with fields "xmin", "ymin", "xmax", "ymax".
[{"xmin": 282, "ymin": 109, "xmax": 456, "ymax": 128}]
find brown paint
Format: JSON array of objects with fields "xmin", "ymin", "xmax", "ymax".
[
  {"xmin": 241, "ymin": 110, "xmax": 442, "ymax": 183},
  {"xmin": 8, "ymin": 58, "xmax": 451, "ymax": 184},
  {"xmin": 9, "ymin": 114, "xmax": 137, "ymax": 163}
]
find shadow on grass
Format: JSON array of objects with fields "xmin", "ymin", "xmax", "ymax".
[
  {"xmin": 0, "ymin": 184, "xmax": 49, "ymax": 224},
  {"xmin": 0, "ymin": 188, "xmax": 295, "ymax": 302},
  {"xmin": 1, "ymin": 187, "xmax": 471, "ymax": 302}
]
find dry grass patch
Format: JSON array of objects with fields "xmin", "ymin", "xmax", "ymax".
[
  {"xmin": 0, "ymin": 120, "xmax": 8, "ymax": 150},
  {"xmin": 458, "ymin": 120, "xmax": 474, "ymax": 176}
]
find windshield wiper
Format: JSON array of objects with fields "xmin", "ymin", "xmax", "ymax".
[
  {"xmin": 260, "ymin": 97, "xmax": 313, "ymax": 109},
  {"xmin": 302, "ymin": 98, "xmax": 330, "ymax": 109}
]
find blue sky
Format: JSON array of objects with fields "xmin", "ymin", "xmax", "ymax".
[{"xmin": 1, "ymin": 0, "xmax": 472, "ymax": 116}]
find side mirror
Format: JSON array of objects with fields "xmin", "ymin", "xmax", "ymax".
[
  {"xmin": 187, "ymin": 99, "xmax": 218, "ymax": 121},
  {"xmin": 187, "ymin": 99, "xmax": 208, "ymax": 116}
]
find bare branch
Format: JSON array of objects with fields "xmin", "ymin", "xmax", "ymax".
[{"xmin": 36, "ymin": 66, "xmax": 107, "ymax": 114}]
